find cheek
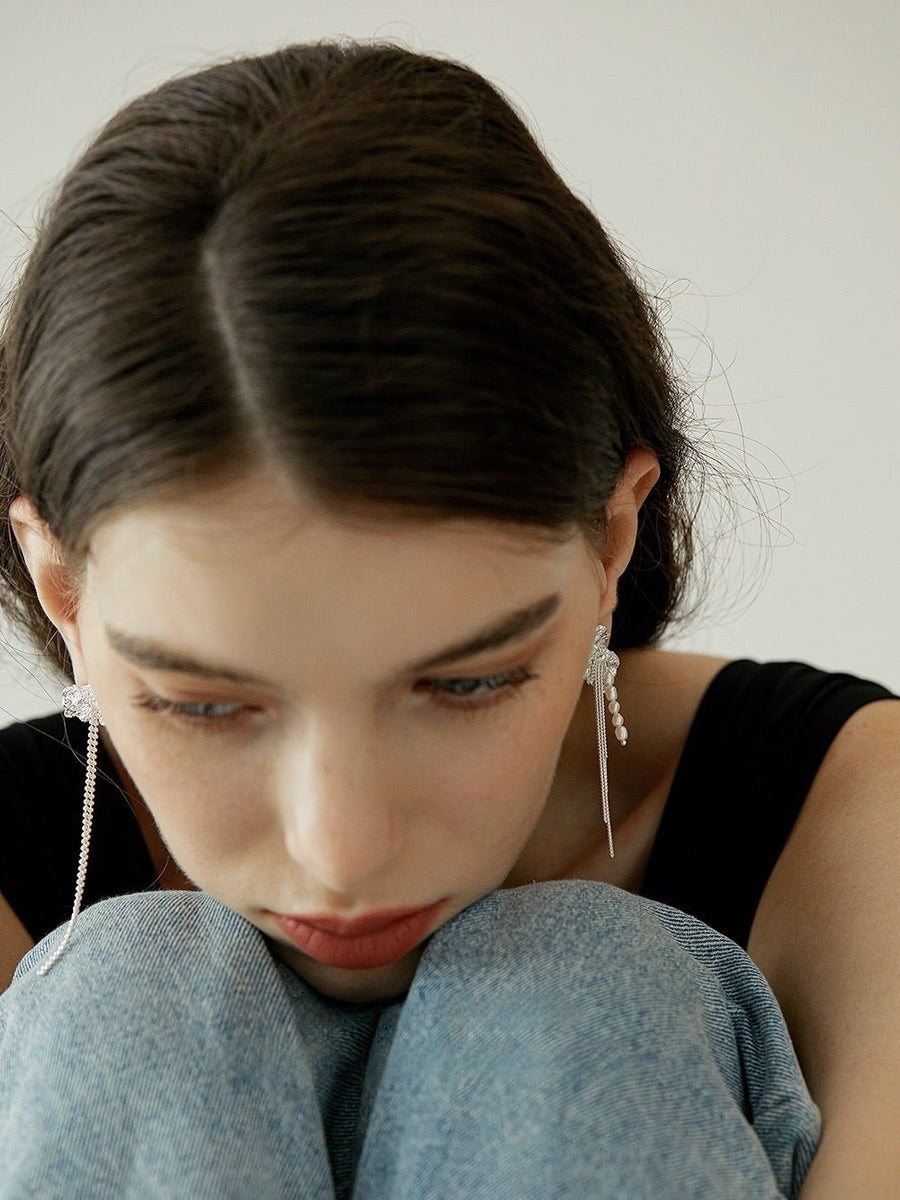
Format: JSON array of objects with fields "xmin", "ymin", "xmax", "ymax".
[
  {"xmin": 417, "ymin": 692, "xmax": 575, "ymax": 847},
  {"xmin": 157, "ymin": 777, "xmax": 268, "ymax": 871},
  {"xmin": 106, "ymin": 715, "xmax": 274, "ymax": 873}
]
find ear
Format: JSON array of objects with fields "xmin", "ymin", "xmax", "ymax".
[
  {"xmin": 595, "ymin": 447, "xmax": 662, "ymax": 622},
  {"xmin": 8, "ymin": 495, "xmax": 88, "ymax": 682}
]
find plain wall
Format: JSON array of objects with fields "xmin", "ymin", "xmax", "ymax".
[{"xmin": 1, "ymin": 0, "xmax": 897, "ymax": 724}]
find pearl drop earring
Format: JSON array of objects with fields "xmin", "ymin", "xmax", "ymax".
[{"xmin": 583, "ymin": 625, "xmax": 628, "ymax": 859}]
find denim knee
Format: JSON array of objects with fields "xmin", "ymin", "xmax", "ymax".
[
  {"xmin": 1, "ymin": 892, "xmax": 334, "ymax": 1200},
  {"xmin": 356, "ymin": 880, "xmax": 819, "ymax": 1199}
]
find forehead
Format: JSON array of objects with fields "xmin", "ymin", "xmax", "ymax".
[
  {"xmin": 84, "ymin": 470, "xmax": 589, "ymax": 680},
  {"xmin": 87, "ymin": 468, "xmax": 574, "ymax": 574}
]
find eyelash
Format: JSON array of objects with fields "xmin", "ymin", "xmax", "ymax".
[{"xmin": 130, "ymin": 666, "xmax": 538, "ymax": 732}]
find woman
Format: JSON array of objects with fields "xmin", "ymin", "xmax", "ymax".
[{"xmin": 0, "ymin": 39, "xmax": 896, "ymax": 1197}]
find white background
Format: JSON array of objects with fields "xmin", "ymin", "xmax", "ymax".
[{"xmin": 1, "ymin": 0, "xmax": 897, "ymax": 723}]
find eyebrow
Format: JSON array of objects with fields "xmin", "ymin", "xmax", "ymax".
[{"xmin": 104, "ymin": 591, "xmax": 562, "ymax": 686}]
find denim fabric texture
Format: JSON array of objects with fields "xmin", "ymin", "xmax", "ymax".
[{"xmin": 0, "ymin": 881, "xmax": 820, "ymax": 1198}]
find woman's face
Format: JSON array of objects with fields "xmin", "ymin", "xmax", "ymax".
[{"xmin": 67, "ymin": 469, "xmax": 609, "ymax": 1003}]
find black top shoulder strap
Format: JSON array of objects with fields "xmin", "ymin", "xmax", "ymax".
[{"xmin": 642, "ymin": 659, "xmax": 897, "ymax": 947}]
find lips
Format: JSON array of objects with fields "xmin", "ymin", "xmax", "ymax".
[
  {"xmin": 268, "ymin": 901, "xmax": 447, "ymax": 970},
  {"xmin": 286, "ymin": 905, "xmax": 435, "ymax": 937}
]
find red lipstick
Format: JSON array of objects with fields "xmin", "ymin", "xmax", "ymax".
[{"xmin": 268, "ymin": 901, "xmax": 447, "ymax": 970}]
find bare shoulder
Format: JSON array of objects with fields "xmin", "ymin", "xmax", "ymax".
[
  {"xmin": 815, "ymin": 691, "xmax": 900, "ymax": 764},
  {"xmin": 747, "ymin": 694, "xmax": 900, "ymax": 1113},
  {"xmin": 754, "ymin": 693, "xmax": 900, "ymax": 901},
  {"xmin": 0, "ymin": 890, "xmax": 35, "ymax": 995}
]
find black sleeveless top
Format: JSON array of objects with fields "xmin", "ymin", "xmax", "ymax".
[{"xmin": 2, "ymin": 659, "xmax": 896, "ymax": 949}]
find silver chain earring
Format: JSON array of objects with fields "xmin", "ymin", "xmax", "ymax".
[
  {"xmin": 38, "ymin": 684, "xmax": 105, "ymax": 975},
  {"xmin": 583, "ymin": 624, "xmax": 628, "ymax": 859}
]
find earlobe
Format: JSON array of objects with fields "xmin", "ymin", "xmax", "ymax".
[{"xmin": 9, "ymin": 494, "xmax": 85, "ymax": 669}]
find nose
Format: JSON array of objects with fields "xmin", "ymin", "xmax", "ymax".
[{"xmin": 279, "ymin": 717, "xmax": 404, "ymax": 893}]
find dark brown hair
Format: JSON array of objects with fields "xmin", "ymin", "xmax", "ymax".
[{"xmin": 0, "ymin": 38, "xmax": 714, "ymax": 680}]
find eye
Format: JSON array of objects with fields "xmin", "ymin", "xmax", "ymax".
[
  {"xmin": 130, "ymin": 664, "xmax": 539, "ymax": 734},
  {"xmin": 422, "ymin": 665, "xmax": 538, "ymax": 713},
  {"xmin": 131, "ymin": 691, "xmax": 246, "ymax": 728}
]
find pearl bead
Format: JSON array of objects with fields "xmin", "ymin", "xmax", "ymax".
[
  {"xmin": 612, "ymin": 713, "xmax": 624, "ymax": 727},
  {"xmin": 608, "ymin": 700, "xmax": 620, "ymax": 715}
]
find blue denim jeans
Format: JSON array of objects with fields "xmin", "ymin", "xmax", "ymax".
[{"xmin": 0, "ymin": 881, "xmax": 819, "ymax": 1198}]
